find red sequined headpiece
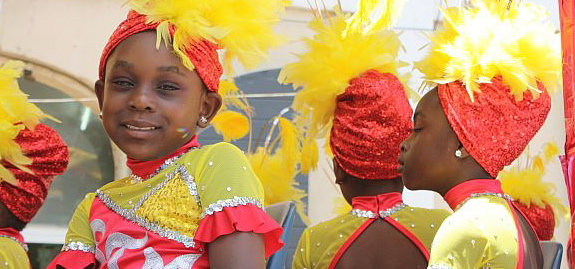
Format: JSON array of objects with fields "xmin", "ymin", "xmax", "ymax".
[
  {"xmin": 99, "ymin": 11, "xmax": 222, "ymax": 92},
  {"xmin": 330, "ymin": 70, "xmax": 413, "ymax": 180},
  {"xmin": 438, "ymin": 77, "xmax": 551, "ymax": 177},
  {"xmin": 0, "ymin": 124, "xmax": 69, "ymax": 223}
]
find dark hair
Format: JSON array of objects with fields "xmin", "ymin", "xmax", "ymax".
[{"xmin": 0, "ymin": 201, "xmax": 26, "ymax": 231}]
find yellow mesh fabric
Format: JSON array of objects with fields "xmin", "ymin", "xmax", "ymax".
[
  {"xmin": 0, "ymin": 237, "xmax": 29, "ymax": 268},
  {"xmin": 428, "ymin": 196, "xmax": 518, "ymax": 268},
  {"xmin": 194, "ymin": 142, "xmax": 264, "ymax": 212},
  {"xmin": 64, "ymin": 142, "xmax": 264, "ymax": 246},
  {"xmin": 63, "ymin": 193, "xmax": 96, "ymax": 248},
  {"xmin": 292, "ymin": 206, "xmax": 450, "ymax": 269}
]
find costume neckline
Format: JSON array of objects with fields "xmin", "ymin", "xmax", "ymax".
[
  {"xmin": 350, "ymin": 192, "xmax": 407, "ymax": 219},
  {"xmin": 443, "ymin": 179, "xmax": 512, "ymax": 210},
  {"xmin": 127, "ymin": 136, "xmax": 200, "ymax": 183}
]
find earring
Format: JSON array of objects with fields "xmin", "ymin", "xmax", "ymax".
[
  {"xmin": 455, "ymin": 149, "xmax": 462, "ymax": 158},
  {"xmin": 199, "ymin": 116, "xmax": 208, "ymax": 124},
  {"xmin": 99, "ymin": 111, "xmax": 103, "ymax": 118}
]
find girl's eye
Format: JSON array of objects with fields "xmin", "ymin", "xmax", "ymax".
[
  {"xmin": 411, "ymin": 127, "xmax": 423, "ymax": 132},
  {"xmin": 112, "ymin": 79, "xmax": 134, "ymax": 87},
  {"xmin": 158, "ymin": 83, "xmax": 179, "ymax": 91}
]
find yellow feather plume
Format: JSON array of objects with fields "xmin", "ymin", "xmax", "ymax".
[
  {"xmin": 211, "ymin": 110, "xmax": 249, "ymax": 141},
  {"xmin": 212, "ymin": 80, "xmax": 252, "ymax": 141},
  {"xmin": 247, "ymin": 147, "xmax": 308, "ymax": 223},
  {"xmin": 345, "ymin": 0, "xmax": 407, "ymax": 36},
  {"xmin": 300, "ymin": 137, "xmax": 319, "ymax": 174},
  {"xmin": 0, "ymin": 60, "xmax": 52, "ymax": 185},
  {"xmin": 415, "ymin": 0, "xmax": 561, "ymax": 101},
  {"xmin": 279, "ymin": 3, "xmax": 406, "ymax": 171},
  {"xmin": 128, "ymin": 0, "xmax": 287, "ymax": 74},
  {"xmin": 499, "ymin": 142, "xmax": 569, "ymax": 221},
  {"xmin": 277, "ymin": 117, "xmax": 301, "ymax": 171}
]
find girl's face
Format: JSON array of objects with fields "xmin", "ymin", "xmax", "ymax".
[
  {"xmin": 95, "ymin": 31, "xmax": 221, "ymax": 161},
  {"xmin": 398, "ymin": 88, "xmax": 461, "ymax": 194}
]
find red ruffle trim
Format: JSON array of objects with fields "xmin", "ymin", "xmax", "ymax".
[
  {"xmin": 47, "ymin": 250, "xmax": 97, "ymax": 268},
  {"xmin": 195, "ymin": 203, "xmax": 284, "ymax": 257}
]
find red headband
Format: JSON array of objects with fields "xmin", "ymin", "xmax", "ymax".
[
  {"xmin": 330, "ymin": 70, "xmax": 413, "ymax": 180},
  {"xmin": 0, "ymin": 124, "xmax": 69, "ymax": 223},
  {"xmin": 438, "ymin": 77, "xmax": 551, "ymax": 177},
  {"xmin": 99, "ymin": 11, "xmax": 222, "ymax": 92}
]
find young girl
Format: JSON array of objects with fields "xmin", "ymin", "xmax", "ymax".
[
  {"xmin": 399, "ymin": 1, "xmax": 560, "ymax": 268},
  {"xmin": 48, "ymin": 0, "xmax": 287, "ymax": 268},
  {"xmin": 280, "ymin": 3, "xmax": 450, "ymax": 268}
]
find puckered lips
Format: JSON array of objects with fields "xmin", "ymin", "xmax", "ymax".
[{"xmin": 121, "ymin": 119, "xmax": 161, "ymax": 140}]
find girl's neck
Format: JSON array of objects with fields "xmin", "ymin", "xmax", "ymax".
[{"xmin": 127, "ymin": 136, "xmax": 200, "ymax": 179}]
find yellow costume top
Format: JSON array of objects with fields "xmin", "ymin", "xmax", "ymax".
[
  {"xmin": 293, "ymin": 192, "xmax": 451, "ymax": 269},
  {"xmin": 428, "ymin": 180, "xmax": 531, "ymax": 269},
  {"xmin": 49, "ymin": 142, "xmax": 283, "ymax": 268},
  {"xmin": 0, "ymin": 230, "xmax": 29, "ymax": 269}
]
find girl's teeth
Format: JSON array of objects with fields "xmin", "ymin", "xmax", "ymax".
[{"xmin": 126, "ymin": 124, "xmax": 156, "ymax": 131}]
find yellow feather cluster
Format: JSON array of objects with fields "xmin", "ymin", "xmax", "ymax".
[
  {"xmin": 415, "ymin": 0, "xmax": 561, "ymax": 101},
  {"xmin": 128, "ymin": 0, "xmax": 287, "ymax": 74},
  {"xmin": 277, "ymin": 117, "xmax": 301, "ymax": 171},
  {"xmin": 279, "ymin": 3, "xmax": 406, "ymax": 173},
  {"xmin": 499, "ymin": 142, "xmax": 569, "ymax": 221},
  {"xmin": 247, "ymin": 147, "xmax": 308, "ymax": 223},
  {"xmin": 211, "ymin": 80, "xmax": 252, "ymax": 141},
  {"xmin": 0, "ymin": 60, "xmax": 51, "ymax": 185}
]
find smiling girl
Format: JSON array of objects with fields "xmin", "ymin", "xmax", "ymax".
[{"xmin": 48, "ymin": 1, "xmax": 287, "ymax": 268}]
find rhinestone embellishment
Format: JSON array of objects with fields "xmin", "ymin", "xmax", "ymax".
[{"xmin": 456, "ymin": 192, "xmax": 513, "ymax": 210}]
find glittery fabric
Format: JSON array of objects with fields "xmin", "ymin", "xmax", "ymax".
[
  {"xmin": 330, "ymin": 70, "xmax": 413, "ymax": 180},
  {"xmin": 438, "ymin": 77, "xmax": 551, "ymax": 177},
  {"xmin": 0, "ymin": 124, "xmax": 69, "ymax": 223},
  {"xmin": 512, "ymin": 201, "xmax": 555, "ymax": 241},
  {"xmin": 98, "ymin": 11, "xmax": 222, "ymax": 92}
]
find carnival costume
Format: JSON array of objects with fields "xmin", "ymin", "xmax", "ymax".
[
  {"xmin": 49, "ymin": 0, "xmax": 287, "ymax": 267},
  {"xmin": 414, "ymin": 1, "xmax": 561, "ymax": 267},
  {"xmin": 280, "ymin": 1, "xmax": 450, "ymax": 268}
]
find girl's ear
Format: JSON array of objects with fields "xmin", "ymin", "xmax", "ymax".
[
  {"xmin": 197, "ymin": 91, "xmax": 222, "ymax": 128},
  {"xmin": 95, "ymin": 80, "xmax": 105, "ymax": 110}
]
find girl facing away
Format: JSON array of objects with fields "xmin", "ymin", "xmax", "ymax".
[
  {"xmin": 399, "ymin": 0, "xmax": 561, "ymax": 268},
  {"xmin": 48, "ymin": 0, "xmax": 287, "ymax": 268}
]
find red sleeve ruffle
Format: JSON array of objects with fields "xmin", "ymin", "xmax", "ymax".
[
  {"xmin": 194, "ymin": 203, "xmax": 284, "ymax": 257},
  {"xmin": 47, "ymin": 251, "xmax": 97, "ymax": 269}
]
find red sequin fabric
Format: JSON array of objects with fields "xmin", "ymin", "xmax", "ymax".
[
  {"xmin": 98, "ymin": 11, "xmax": 222, "ymax": 92},
  {"xmin": 438, "ymin": 77, "xmax": 551, "ymax": 177},
  {"xmin": 330, "ymin": 70, "xmax": 413, "ymax": 180},
  {"xmin": 0, "ymin": 124, "xmax": 69, "ymax": 223},
  {"xmin": 513, "ymin": 201, "xmax": 555, "ymax": 241}
]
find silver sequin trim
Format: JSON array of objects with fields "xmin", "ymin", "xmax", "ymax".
[
  {"xmin": 351, "ymin": 209, "xmax": 377, "ymax": 219},
  {"xmin": 349, "ymin": 202, "xmax": 408, "ymax": 219},
  {"xmin": 96, "ymin": 165, "xmax": 200, "ymax": 248},
  {"xmin": 202, "ymin": 196, "xmax": 263, "ymax": 217},
  {"xmin": 61, "ymin": 241, "xmax": 94, "ymax": 253},
  {"xmin": 455, "ymin": 192, "xmax": 513, "ymax": 211},
  {"xmin": 0, "ymin": 235, "xmax": 28, "ymax": 252}
]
